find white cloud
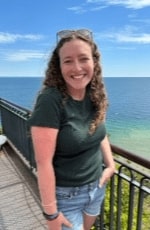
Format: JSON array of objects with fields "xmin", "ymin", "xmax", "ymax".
[
  {"xmin": 87, "ymin": 0, "xmax": 150, "ymax": 9},
  {"xmin": 116, "ymin": 33, "xmax": 150, "ymax": 43},
  {"xmin": 0, "ymin": 32, "xmax": 43, "ymax": 43},
  {"xmin": 95, "ymin": 26, "xmax": 150, "ymax": 44},
  {"xmin": 4, "ymin": 50, "xmax": 45, "ymax": 61},
  {"xmin": 67, "ymin": 6, "xmax": 87, "ymax": 14},
  {"xmin": 68, "ymin": 0, "xmax": 150, "ymax": 14},
  {"xmin": 90, "ymin": 5, "xmax": 108, "ymax": 11},
  {"xmin": 128, "ymin": 16, "xmax": 150, "ymax": 25}
]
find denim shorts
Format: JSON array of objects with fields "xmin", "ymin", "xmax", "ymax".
[{"xmin": 56, "ymin": 179, "xmax": 106, "ymax": 230}]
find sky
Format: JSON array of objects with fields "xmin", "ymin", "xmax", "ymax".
[{"xmin": 0, "ymin": 0, "xmax": 150, "ymax": 77}]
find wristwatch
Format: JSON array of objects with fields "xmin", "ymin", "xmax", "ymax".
[{"xmin": 43, "ymin": 211, "xmax": 60, "ymax": 221}]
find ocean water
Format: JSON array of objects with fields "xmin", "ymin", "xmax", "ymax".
[
  {"xmin": 0, "ymin": 77, "xmax": 150, "ymax": 160},
  {"xmin": 104, "ymin": 77, "xmax": 150, "ymax": 160}
]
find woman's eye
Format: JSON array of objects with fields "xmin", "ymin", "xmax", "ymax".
[
  {"xmin": 64, "ymin": 60, "xmax": 72, "ymax": 64},
  {"xmin": 80, "ymin": 57, "xmax": 89, "ymax": 62}
]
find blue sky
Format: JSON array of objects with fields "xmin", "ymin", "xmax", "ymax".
[{"xmin": 0, "ymin": 0, "xmax": 150, "ymax": 77}]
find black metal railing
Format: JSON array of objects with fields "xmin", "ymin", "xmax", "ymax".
[
  {"xmin": 0, "ymin": 98, "xmax": 36, "ymax": 168},
  {"xmin": 0, "ymin": 98, "xmax": 150, "ymax": 230},
  {"xmin": 99, "ymin": 146, "xmax": 150, "ymax": 230}
]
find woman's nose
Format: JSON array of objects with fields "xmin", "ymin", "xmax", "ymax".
[{"xmin": 72, "ymin": 60, "xmax": 82, "ymax": 71}]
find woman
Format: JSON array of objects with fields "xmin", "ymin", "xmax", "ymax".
[{"xmin": 28, "ymin": 29, "xmax": 115, "ymax": 230}]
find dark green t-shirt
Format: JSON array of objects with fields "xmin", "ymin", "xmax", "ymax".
[{"xmin": 28, "ymin": 87, "xmax": 106, "ymax": 186}]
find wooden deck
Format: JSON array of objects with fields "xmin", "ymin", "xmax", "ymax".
[{"xmin": 0, "ymin": 145, "xmax": 47, "ymax": 230}]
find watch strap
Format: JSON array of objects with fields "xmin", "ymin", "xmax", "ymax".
[{"xmin": 43, "ymin": 211, "xmax": 60, "ymax": 221}]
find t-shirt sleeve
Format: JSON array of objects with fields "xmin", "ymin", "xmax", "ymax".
[{"xmin": 27, "ymin": 89, "xmax": 62, "ymax": 129}]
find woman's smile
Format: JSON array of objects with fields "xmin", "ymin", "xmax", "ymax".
[{"xmin": 71, "ymin": 74, "xmax": 86, "ymax": 79}]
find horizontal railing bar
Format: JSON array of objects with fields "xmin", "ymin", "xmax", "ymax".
[
  {"xmin": 0, "ymin": 98, "xmax": 31, "ymax": 114},
  {"xmin": 114, "ymin": 158, "xmax": 150, "ymax": 178},
  {"xmin": 115, "ymin": 169, "xmax": 150, "ymax": 193},
  {"xmin": 0, "ymin": 105, "xmax": 28, "ymax": 119},
  {"xmin": 111, "ymin": 144, "xmax": 150, "ymax": 170}
]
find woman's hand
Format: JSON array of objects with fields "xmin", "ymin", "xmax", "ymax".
[
  {"xmin": 100, "ymin": 136, "xmax": 115, "ymax": 187},
  {"xmin": 99, "ymin": 167, "xmax": 114, "ymax": 187},
  {"xmin": 47, "ymin": 212, "xmax": 72, "ymax": 230}
]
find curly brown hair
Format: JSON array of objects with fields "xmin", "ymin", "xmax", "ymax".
[{"xmin": 43, "ymin": 32, "xmax": 108, "ymax": 134}]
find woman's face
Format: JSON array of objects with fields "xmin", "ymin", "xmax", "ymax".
[{"xmin": 59, "ymin": 39, "xmax": 94, "ymax": 99}]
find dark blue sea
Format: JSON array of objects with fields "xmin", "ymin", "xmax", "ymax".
[{"xmin": 0, "ymin": 77, "xmax": 150, "ymax": 160}]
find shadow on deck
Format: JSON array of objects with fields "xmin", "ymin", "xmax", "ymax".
[{"xmin": 0, "ymin": 144, "xmax": 47, "ymax": 230}]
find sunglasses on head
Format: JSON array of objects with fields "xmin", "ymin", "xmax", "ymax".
[{"xmin": 56, "ymin": 29, "xmax": 93, "ymax": 43}]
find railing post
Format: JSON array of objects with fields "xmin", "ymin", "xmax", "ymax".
[
  {"xmin": 136, "ymin": 177, "xmax": 147, "ymax": 230},
  {"xmin": 109, "ymin": 175, "xmax": 115, "ymax": 230}
]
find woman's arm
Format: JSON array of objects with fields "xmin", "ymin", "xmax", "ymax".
[
  {"xmin": 31, "ymin": 126, "xmax": 58, "ymax": 214},
  {"xmin": 99, "ymin": 135, "xmax": 115, "ymax": 187},
  {"xmin": 31, "ymin": 127, "xmax": 72, "ymax": 230}
]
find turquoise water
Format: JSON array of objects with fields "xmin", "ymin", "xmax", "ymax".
[
  {"xmin": 104, "ymin": 77, "xmax": 150, "ymax": 159},
  {"xmin": 0, "ymin": 77, "xmax": 150, "ymax": 160}
]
